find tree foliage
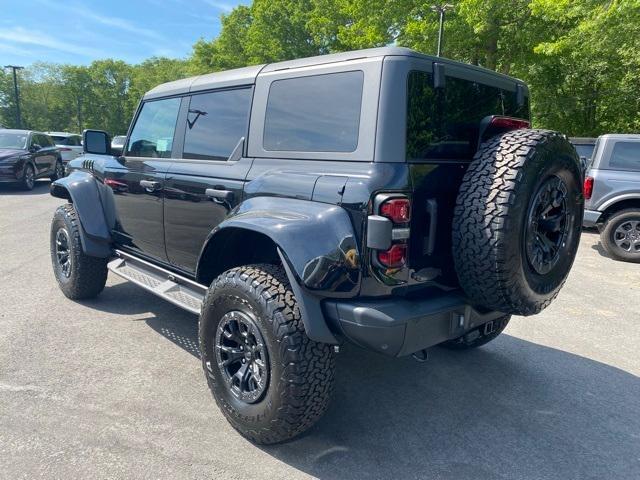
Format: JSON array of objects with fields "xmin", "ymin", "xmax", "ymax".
[{"xmin": 1, "ymin": 0, "xmax": 638, "ymax": 136}]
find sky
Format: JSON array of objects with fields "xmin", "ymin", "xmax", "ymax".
[{"xmin": 0, "ymin": 0, "xmax": 247, "ymax": 67}]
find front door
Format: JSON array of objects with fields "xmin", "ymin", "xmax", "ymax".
[
  {"xmin": 108, "ymin": 96, "xmax": 181, "ymax": 261},
  {"xmin": 31, "ymin": 134, "xmax": 56, "ymax": 175},
  {"xmin": 163, "ymin": 87, "xmax": 253, "ymax": 273}
]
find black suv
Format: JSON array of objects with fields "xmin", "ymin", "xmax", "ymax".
[
  {"xmin": 0, "ymin": 129, "xmax": 64, "ymax": 189},
  {"xmin": 49, "ymin": 47, "xmax": 583, "ymax": 444}
]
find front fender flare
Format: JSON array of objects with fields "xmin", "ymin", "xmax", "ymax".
[{"xmin": 50, "ymin": 171, "xmax": 113, "ymax": 257}]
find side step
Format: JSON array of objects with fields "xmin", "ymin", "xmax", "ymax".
[{"xmin": 107, "ymin": 250, "xmax": 207, "ymax": 315}]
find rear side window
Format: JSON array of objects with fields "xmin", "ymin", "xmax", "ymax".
[
  {"xmin": 126, "ymin": 97, "xmax": 181, "ymax": 158},
  {"xmin": 263, "ymin": 71, "xmax": 363, "ymax": 152},
  {"xmin": 406, "ymin": 71, "xmax": 529, "ymax": 161},
  {"xmin": 183, "ymin": 88, "xmax": 251, "ymax": 161},
  {"xmin": 51, "ymin": 136, "xmax": 67, "ymax": 144},
  {"xmin": 608, "ymin": 141, "xmax": 640, "ymax": 171}
]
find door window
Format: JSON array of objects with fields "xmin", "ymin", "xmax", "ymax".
[
  {"xmin": 263, "ymin": 71, "xmax": 364, "ymax": 152},
  {"xmin": 183, "ymin": 88, "xmax": 252, "ymax": 161},
  {"xmin": 607, "ymin": 141, "xmax": 640, "ymax": 171},
  {"xmin": 126, "ymin": 97, "xmax": 181, "ymax": 158}
]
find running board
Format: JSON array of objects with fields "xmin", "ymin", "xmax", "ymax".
[{"xmin": 107, "ymin": 250, "xmax": 206, "ymax": 315}]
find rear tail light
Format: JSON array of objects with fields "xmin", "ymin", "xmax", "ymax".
[
  {"xmin": 584, "ymin": 176, "xmax": 594, "ymax": 200},
  {"xmin": 380, "ymin": 198, "xmax": 411, "ymax": 223},
  {"xmin": 377, "ymin": 244, "xmax": 407, "ymax": 268},
  {"xmin": 368, "ymin": 194, "xmax": 411, "ymax": 269}
]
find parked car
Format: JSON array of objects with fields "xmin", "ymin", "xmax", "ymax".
[
  {"xmin": 111, "ymin": 135, "xmax": 126, "ymax": 155},
  {"xmin": 0, "ymin": 129, "xmax": 64, "ymax": 190},
  {"xmin": 583, "ymin": 134, "xmax": 640, "ymax": 262},
  {"xmin": 49, "ymin": 47, "xmax": 583, "ymax": 444},
  {"xmin": 47, "ymin": 132, "xmax": 83, "ymax": 165},
  {"xmin": 570, "ymin": 137, "xmax": 597, "ymax": 160}
]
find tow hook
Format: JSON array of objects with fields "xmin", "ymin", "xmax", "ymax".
[
  {"xmin": 483, "ymin": 321, "xmax": 495, "ymax": 336},
  {"xmin": 412, "ymin": 349, "xmax": 429, "ymax": 362}
]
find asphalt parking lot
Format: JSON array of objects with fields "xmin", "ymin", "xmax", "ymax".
[{"xmin": 1, "ymin": 180, "xmax": 639, "ymax": 480}]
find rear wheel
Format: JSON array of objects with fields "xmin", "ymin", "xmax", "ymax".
[
  {"xmin": 199, "ymin": 264, "xmax": 335, "ymax": 444},
  {"xmin": 453, "ymin": 129, "xmax": 583, "ymax": 316},
  {"xmin": 21, "ymin": 163, "xmax": 35, "ymax": 190},
  {"xmin": 51, "ymin": 160, "xmax": 65, "ymax": 181},
  {"xmin": 600, "ymin": 209, "xmax": 640, "ymax": 263}
]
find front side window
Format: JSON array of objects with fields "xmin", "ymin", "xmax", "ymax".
[
  {"xmin": 406, "ymin": 71, "xmax": 529, "ymax": 161},
  {"xmin": 608, "ymin": 141, "xmax": 640, "ymax": 171},
  {"xmin": 183, "ymin": 88, "xmax": 252, "ymax": 161},
  {"xmin": 263, "ymin": 71, "xmax": 364, "ymax": 152},
  {"xmin": 126, "ymin": 97, "xmax": 181, "ymax": 158}
]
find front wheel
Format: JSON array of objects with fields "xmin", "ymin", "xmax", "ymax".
[
  {"xmin": 21, "ymin": 163, "xmax": 35, "ymax": 190},
  {"xmin": 199, "ymin": 264, "xmax": 335, "ymax": 444},
  {"xmin": 600, "ymin": 209, "xmax": 640, "ymax": 262},
  {"xmin": 50, "ymin": 203, "xmax": 108, "ymax": 299}
]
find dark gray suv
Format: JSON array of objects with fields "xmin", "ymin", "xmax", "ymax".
[{"xmin": 583, "ymin": 134, "xmax": 640, "ymax": 262}]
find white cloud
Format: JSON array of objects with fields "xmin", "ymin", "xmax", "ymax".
[
  {"xmin": 0, "ymin": 27, "xmax": 108, "ymax": 58},
  {"xmin": 202, "ymin": 0, "xmax": 236, "ymax": 12}
]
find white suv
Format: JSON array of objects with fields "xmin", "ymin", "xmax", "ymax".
[{"xmin": 47, "ymin": 132, "xmax": 83, "ymax": 164}]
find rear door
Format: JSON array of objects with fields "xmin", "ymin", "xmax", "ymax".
[
  {"xmin": 108, "ymin": 96, "xmax": 181, "ymax": 261},
  {"xmin": 163, "ymin": 87, "xmax": 253, "ymax": 273}
]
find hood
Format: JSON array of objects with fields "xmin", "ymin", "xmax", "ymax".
[{"xmin": 0, "ymin": 149, "xmax": 25, "ymax": 161}]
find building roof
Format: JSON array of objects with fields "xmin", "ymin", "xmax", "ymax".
[{"xmin": 144, "ymin": 47, "xmax": 526, "ymax": 100}]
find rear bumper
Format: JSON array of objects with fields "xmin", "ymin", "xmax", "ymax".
[
  {"xmin": 583, "ymin": 209, "xmax": 602, "ymax": 228},
  {"xmin": 324, "ymin": 291, "xmax": 504, "ymax": 357}
]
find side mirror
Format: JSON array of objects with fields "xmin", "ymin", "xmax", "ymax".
[
  {"xmin": 83, "ymin": 129, "xmax": 111, "ymax": 155},
  {"xmin": 30, "ymin": 144, "xmax": 41, "ymax": 153}
]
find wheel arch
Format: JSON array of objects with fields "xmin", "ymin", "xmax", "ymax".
[
  {"xmin": 50, "ymin": 171, "xmax": 113, "ymax": 257},
  {"xmin": 600, "ymin": 196, "xmax": 640, "ymax": 222}
]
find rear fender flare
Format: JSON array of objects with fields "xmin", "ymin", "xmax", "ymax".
[
  {"xmin": 50, "ymin": 171, "xmax": 113, "ymax": 257},
  {"xmin": 197, "ymin": 197, "xmax": 361, "ymax": 344}
]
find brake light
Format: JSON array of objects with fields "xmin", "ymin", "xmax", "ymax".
[
  {"xmin": 584, "ymin": 176, "xmax": 594, "ymax": 200},
  {"xmin": 377, "ymin": 244, "xmax": 407, "ymax": 268},
  {"xmin": 380, "ymin": 198, "xmax": 411, "ymax": 223},
  {"xmin": 489, "ymin": 117, "xmax": 530, "ymax": 130}
]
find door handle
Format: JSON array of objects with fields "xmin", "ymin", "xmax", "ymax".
[
  {"xmin": 140, "ymin": 180, "xmax": 161, "ymax": 192},
  {"xmin": 205, "ymin": 188, "xmax": 234, "ymax": 205}
]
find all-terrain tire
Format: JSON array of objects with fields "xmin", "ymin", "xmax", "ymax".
[
  {"xmin": 199, "ymin": 264, "xmax": 335, "ymax": 444},
  {"xmin": 50, "ymin": 203, "xmax": 108, "ymax": 299},
  {"xmin": 441, "ymin": 315, "xmax": 511, "ymax": 350},
  {"xmin": 453, "ymin": 129, "xmax": 583, "ymax": 316},
  {"xmin": 600, "ymin": 209, "xmax": 640, "ymax": 263}
]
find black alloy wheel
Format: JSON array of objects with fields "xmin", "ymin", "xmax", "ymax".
[
  {"xmin": 23, "ymin": 164, "xmax": 35, "ymax": 190},
  {"xmin": 214, "ymin": 310, "xmax": 269, "ymax": 404},
  {"xmin": 55, "ymin": 228, "xmax": 72, "ymax": 278},
  {"xmin": 525, "ymin": 175, "xmax": 571, "ymax": 275}
]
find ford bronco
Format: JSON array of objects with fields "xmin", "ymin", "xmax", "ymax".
[{"xmin": 49, "ymin": 47, "xmax": 583, "ymax": 444}]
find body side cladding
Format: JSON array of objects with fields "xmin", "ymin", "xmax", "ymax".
[{"xmin": 50, "ymin": 171, "xmax": 113, "ymax": 258}]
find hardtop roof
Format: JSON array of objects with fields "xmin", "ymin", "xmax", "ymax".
[{"xmin": 143, "ymin": 47, "xmax": 526, "ymax": 100}]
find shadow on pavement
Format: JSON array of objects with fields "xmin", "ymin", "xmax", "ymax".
[
  {"xmin": 87, "ymin": 280, "xmax": 640, "ymax": 480},
  {"xmin": 0, "ymin": 180, "xmax": 51, "ymax": 196}
]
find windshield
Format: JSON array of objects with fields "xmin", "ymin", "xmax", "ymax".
[
  {"xmin": 0, "ymin": 132, "xmax": 28, "ymax": 150},
  {"xmin": 574, "ymin": 144, "xmax": 595, "ymax": 159}
]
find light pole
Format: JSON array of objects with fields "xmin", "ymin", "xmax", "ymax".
[
  {"xmin": 430, "ymin": 4, "xmax": 454, "ymax": 57},
  {"xmin": 4, "ymin": 65, "xmax": 24, "ymax": 128}
]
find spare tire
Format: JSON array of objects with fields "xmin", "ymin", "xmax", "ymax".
[{"xmin": 452, "ymin": 129, "xmax": 583, "ymax": 316}]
